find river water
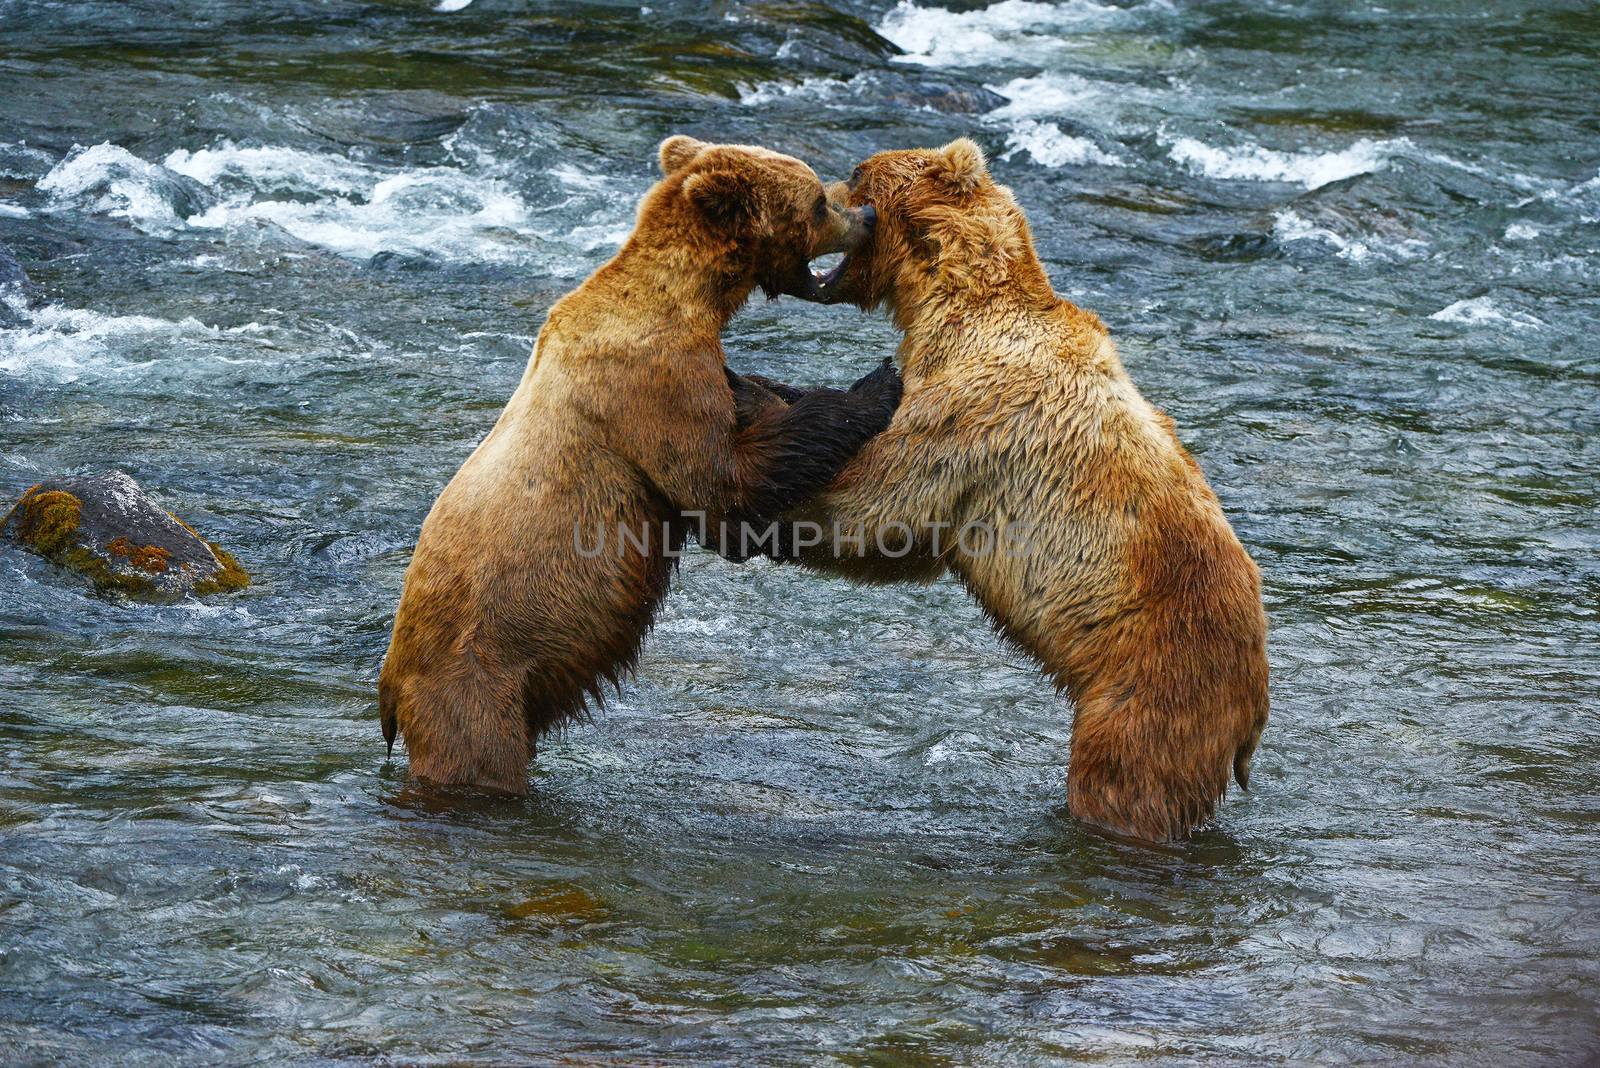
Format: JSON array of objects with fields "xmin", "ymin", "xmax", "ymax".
[{"xmin": 1, "ymin": 1, "xmax": 1597, "ymax": 1064}]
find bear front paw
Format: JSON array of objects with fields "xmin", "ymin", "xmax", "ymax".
[{"xmin": 849, "ymin": 358, "xmax": 903, "ymax": 420}]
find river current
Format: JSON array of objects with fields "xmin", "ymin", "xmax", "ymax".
[{"xmin": 1, "ymin": 1, "xmax": 1597, "ymax": 1064}]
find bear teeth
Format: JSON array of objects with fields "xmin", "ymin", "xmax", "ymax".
[{"xmin": 812, "ymin": 253, "xmax": 849, "ymax": 286}]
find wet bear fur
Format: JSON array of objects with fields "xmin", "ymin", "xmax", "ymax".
[
  {"xmin": 379, "ymin": 136, "xmax": 901, "ymax": 793},
  {"xmin": 733, "ymin": 139, "xmax": 1269, "ymax": 842}
]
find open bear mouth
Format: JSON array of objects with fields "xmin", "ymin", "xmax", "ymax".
[
  {"xmin": 796, "ymin": 249, "xmax": 854, "ymax": 302},
  {"xmin": 810, "ymin": 251, "xmax": 848, "ymax": 288}
]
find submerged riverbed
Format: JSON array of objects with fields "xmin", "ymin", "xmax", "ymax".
[{"xmin": 2, "ymin": 1, "xmax": 1597, "ymax": 1064}]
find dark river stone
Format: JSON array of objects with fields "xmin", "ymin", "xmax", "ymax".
[
  {"xmin": 885, "ymin": 79, "xmax": 1009, "ymax": 114},
  {"xmin": 2, "ymin": 472, "xmax": 248, "ymax": 597}
]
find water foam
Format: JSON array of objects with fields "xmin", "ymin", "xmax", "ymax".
[
  {"xmin": 876, "ymin": 0, "xmax": 1168, "ymax": 67},
  {"xmin": 38, "ymin": 143, "xmax": 211, "ymax": 232},
  {"xmin": 1168, "ymin": 135, "xmax": 1405, "ymax": 190},
  {"xmin": 1000, "ymin": 120, "xmax": 1121, "ymax": 168},
  {"xmin": 34, "ymin": 139, "xmax": 625, "ymax": 268},
  {"xmin": 187, "ymin": 168, "xmax": 535, "ymax": 263},
  {"xmin": 162, "ymin": 140, "xmax": 538, "ymax": 262},
  {"xmin": 1272, "ymin": 209, "xmax": 1424, "ymax": 263},
  {"xmin": 163, "ymin": 143, "xmax": 370, "ymax": 196},
  {"xmin": 0, "ymin": 291, "xmax": 224, "ymax": 381},
  {"xmin": 737, "ymin": 75, "xmax": 853, "ymax": 107},
  {"xmin": 978, "ymin": 72, "xmax": 1155, "ymax": 168},
  {"xmin": 1428, "ymin": 297, "xmax": 1542, "ymax": 330},
  {"xmin": 987, "ymin": 72, "xmax": 1124, "ymax": 121}
]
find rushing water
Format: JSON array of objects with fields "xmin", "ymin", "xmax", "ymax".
[{"xmin": 2, "ymin": 1, "xmax": 1597, "ymax": 1063}]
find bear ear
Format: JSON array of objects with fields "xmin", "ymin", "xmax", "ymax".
[
  {"xmin": 928, "ymin": 137, "xmax": 988, "ymax": 196},
  {"xmin": 659, "ymin": 135, "xmax": 709, "ymax": 175},
  {"xmin": 682, "ymin": 168, "xmax": 757, "ymax": 229}
]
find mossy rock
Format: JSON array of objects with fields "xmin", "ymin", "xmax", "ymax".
[{"xmin": 1, "ymin": 472, "xmax": 249, "ymax": 598}]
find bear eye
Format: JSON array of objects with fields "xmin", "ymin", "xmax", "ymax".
[{"xmin": 813, "ymin": 193, "xmax": 827, "ymax": 220}]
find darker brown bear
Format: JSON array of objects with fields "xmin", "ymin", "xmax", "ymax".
[{"xmin": 378, "ymin": 136, "xmax": 900, "ymax": 794}]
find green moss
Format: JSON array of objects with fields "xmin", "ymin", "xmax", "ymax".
[
  {"xmin": 60, "ymin": 546, "xmax": 157, "ymax": 596},
  {"xmin": 6, "ymin": 489, "xmax": 247, "ymax": 598},
  {"xmin": 169, "ymin": 511, "xmax": 250, "ymax": 595},
  {"xmin": 6, "ymin": 487, "xmax": 82, "ymax": 556},
  {"xmin": 193, "ymin": 541, "xmax": 250, "ymax": 594},
  {"xmin": 5, "ymin": 484, "xmax": 152, "ymax": 594}
]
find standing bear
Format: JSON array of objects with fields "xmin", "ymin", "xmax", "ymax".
[
  {"xmin": 380, "ymin": 136, "xmax": 900, "ymax": 794},
  {"xmin": 735, "ymin": 140, "xmax": 1269, "ymax": 843}
]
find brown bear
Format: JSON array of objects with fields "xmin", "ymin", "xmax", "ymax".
[
  {"xmin": 732, "ymin": 139, "xmax": 1269, "ymax": 843},
  {"xmin": 379, "ymin": 135, "xmax": 901, "ymax": 794}
]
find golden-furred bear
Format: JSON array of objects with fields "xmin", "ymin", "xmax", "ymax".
[
  {"xmin": 734, "ymin": 139, "xmax": 1269, "ymax": 843},
  {"xmin": 379, "ymin": 136, "xmax": 901, "ymax": 794}
]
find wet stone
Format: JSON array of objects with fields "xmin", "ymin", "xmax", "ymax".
[
  {"xmin": 885, "ymin": 79, "xmax": 1008, "ymax": 114},
  {"xmin": 1, "ymin": 471, "xmax": 249, "ymax": 598},
  {"xmin": 38, "ymin": 144, "xmax": 217, "ymax": 226},
  {"xmin": 366, "ymin": 250, "xmax": 442, "ymax": 272}
]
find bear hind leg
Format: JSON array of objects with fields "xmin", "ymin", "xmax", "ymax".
[{"xmin": 393, "ymin": 670, "xmax": 535, "ymax": 795}]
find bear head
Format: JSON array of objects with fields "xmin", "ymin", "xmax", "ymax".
[
  {"xmin": 807, "ymin": 138, "xmax": 1046, "ymax": 314},
  {"xmin": 655, "ymin": 135, "xmax": 876, "ymax": 302}
]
